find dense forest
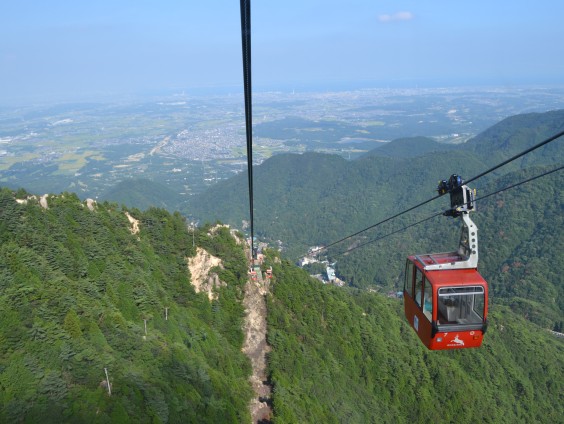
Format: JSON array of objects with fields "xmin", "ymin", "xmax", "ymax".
[
  {"xmin": 0, "ymin": 189, "xmax": 252, "ymax": 422},
  {"xmin": 329, "ymin": 166, "xmax": 564, "ymax": 329},
  {"xmin": 185, "ymin": 111, "xmax": 564, "ymax": 252},
  {"xmin": 184, "ymin": 112, "xmax": 563, "ymax": 263},
  {"xmin": 1, "ymin": 187, "xmax": 561, "ymax": 423},
  {"xmin": 266, "ymin": 255, "xmax": 563, "ymax": 423},
  {"xmin": 186, "ymin": 110, "xmax": 564, "ymax": 330},
  {"xmin": 101, "ymin": 179, "xmax": 183, "ymax": 212},
  {"xmin": 0, "ymin": 109, "xmax": 562, "ymax": 422}
]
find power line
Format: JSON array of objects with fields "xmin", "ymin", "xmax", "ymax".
[
  {"xmin": 240, "ymin": 0, "xmax": 255, "ymax": 259},
  {"xmin": 474, "ymin": 163, "xmax": 564, "ymax": 202},
  {"xmin": 330, "ymin": 211, "xmax": 443, "ymax": 258},
  {"xmin": 318, "ymin": 129, "xmax": 564, "ymax": 254},
  {"xmin": 465, "ymin": 129, "xmax": 564, "ymax": 186},
  {"xmin": 328, "ymin": 164, "xmax": 564, "ymax": 258},
  {"xmin": 321, "ymin": 192, "xmax": 444, "ymax": 251}
]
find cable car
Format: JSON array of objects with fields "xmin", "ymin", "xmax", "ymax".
[
  {"xmin": 265, "ymin": 266, "xmax": 273, "ymax": 279},
  {"xmin": 404, "ymin": 176, "xmax": 488, "ymax": 350},
  {"xmin": 248, "ymin": 266, "xmax": 257, "ymax": 281}
]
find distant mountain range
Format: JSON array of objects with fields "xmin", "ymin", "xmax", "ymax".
[
  {"xmin": 361, "ymin": 136, "xmax": 457, "ymax": 158},
  {"xmin": 77, "ymin": 109, "xmax": 563, "ymax": 327},
  {"xmin": 184, "ymin": 109, "xmax": 564, "ymax": 247},
  {"xmin": 184, "ymin": 109, "xmax": 564, "ymax": 329}
]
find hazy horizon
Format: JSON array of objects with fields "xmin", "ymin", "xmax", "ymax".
[
  {"xmin": 4, "ymin": 79, "xmax": 564, "ymax": 108},
  {"xmin": 2, "ymin": 1, "xmax": 564, "ymax": 104}
]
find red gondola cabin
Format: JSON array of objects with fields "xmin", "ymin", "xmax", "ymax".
[
  {"xmin": 403, "ymin": 178, "xmax": 488, "ymax": 350},
  {"xmin": 404, "ymin": 253, "xmax": 488, "ymax": 350}
]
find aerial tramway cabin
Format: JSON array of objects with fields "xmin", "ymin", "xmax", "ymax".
[
  {"xmin": 403, "ymin": 177, "xmax": 488, "ymax": 350},
  {"xmin": 248, "ymin": 267, "xmax": 257, "ymax": 281}
]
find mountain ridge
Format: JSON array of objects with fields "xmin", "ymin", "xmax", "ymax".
[
  {"xmin": 361, "ymin": 136, "xmax": 456, "ymax": 158},
  {"xmin": 0, "ymin": 189, "xmax": 253, "ymax": 422},
  {"xmin": 185, "ymin": 110, "xmax": 564, "ymax": 330}
]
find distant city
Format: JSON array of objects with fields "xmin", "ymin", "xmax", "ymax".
[{"xmin": 1, "ymin": 85, "xmax": 564, "ymax": 201}]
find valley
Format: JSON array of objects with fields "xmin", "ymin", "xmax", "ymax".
[{"xmin": 2, "ymin": 86, "xmax": 564, "ymax": 207}]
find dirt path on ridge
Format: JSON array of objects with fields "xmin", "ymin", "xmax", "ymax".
[{"xmin": 242, "ymin": 268, "xmax": 272, "ymax": 423}]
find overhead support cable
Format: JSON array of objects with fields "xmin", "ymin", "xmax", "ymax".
[
  {"xmin": 328, "ymin": 164, "xmax": 564, "ymax": 258},
  {"xmin": 318, "ymin": 129, "xmax": 564, "ymax": 254},
  {"xmin": 464, "ymin": 129, "xmax": 564, "ymax": 186},
  {"xmin": 329, "ymin": 211, "xmax": 444, "ymax": 258},
  {"xmin": 471, "ymin": 163, "xmax": 564, "ymax": 203},
  {"xmin": 240, "ymin": 0, "xmax": 255, "ymax": 259},
  {"xmin": 321, "ymin": 192, "xmax": 441, "ymax": 252}
]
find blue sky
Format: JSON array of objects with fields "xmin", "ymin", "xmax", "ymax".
[{"xmin": 1, "ymin": 1, "xmax": 564, "ymax": 101}]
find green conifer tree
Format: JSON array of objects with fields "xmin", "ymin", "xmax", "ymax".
[{"xmin": 63, "ymin": 309, "xmax": 82, "ymax": 339}]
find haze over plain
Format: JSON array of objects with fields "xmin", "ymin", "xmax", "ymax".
[{"xmin": 1, "ymin": 1, "xmax": 564, "ymax": 102}]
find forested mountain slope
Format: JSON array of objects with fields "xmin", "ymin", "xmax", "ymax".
[
  {"xmin": 186, "ymin": 110, "xmax": 564, "ymax": 254},
  {"xmin": 186, "ymin": 149, "xmax": 486, "ymax": 257},
  {"xmin": 0, "ymin": 184, "xmax": 562, "ymax": 423},
  {"xmin": 1, "ymin": 109, "xmax": 562, "ymax": 423},
  {"xmin": 0, "ymin": 189, "xmax": 252, "ymax": 423},
  {"xmin": 266, "ymin": 256, "xmax": 563, "ymax": 423},
  {"xmin": 464, "ymin": 110, "xmax": 564, "ymax": 168},
  {"xmin": 332, "ymin": 166, "xmax": 563, "ymax": 327},
  {"xmin": 478, "ymin": 167, "xmax": 564, "ymax": 328},
  {"xmin": 101, "ymin": 178, "xmax": 182, "ymax": 212},
  {"xmin": 361, "ymin": 136, "xmax": 457, "ymax": 158},
  {"xmin": 186, "ymin": 110, "xmax": 564, "ymax": 330}
]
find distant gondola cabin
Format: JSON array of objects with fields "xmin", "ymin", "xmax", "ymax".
[
  {"xmin": 249, "ymin": 267, "xmax": 257, "ymax": 281},
  {"xmin": 404, "ymin": 253, "xmax": 488, "ymax": 350}
]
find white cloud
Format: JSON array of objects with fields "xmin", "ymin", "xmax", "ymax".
[{"xmin": 378, "ymin": 11, "xmax": 414, "ymax": 23}]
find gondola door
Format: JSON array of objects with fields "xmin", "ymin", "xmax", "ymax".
[{"xmin": 403, "ymin": 259, "xmax": 436, "ymax": 349}]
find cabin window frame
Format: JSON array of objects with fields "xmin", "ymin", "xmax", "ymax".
[
  {"xmin": 414, "ymin": 268, "xmax": 424, "ymax": 308},
  {"xmin": 404, "ymin": 261, "xmax": 415, "ymax": 297},
  {"xmin": 437, "ymin": 286, "xmax": 485, "ymax": 324},
  {"xmin": 422, "ymin": 280, "xmax": 433, "ymax": 320}
]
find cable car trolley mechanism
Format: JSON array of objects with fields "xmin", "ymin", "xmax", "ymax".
[{"xmin": 404, "ymin": 175, "xmax": 488, "ymax": 350}]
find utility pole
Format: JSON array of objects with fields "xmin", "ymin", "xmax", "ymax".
[
  {"xmin": 144, "ymin": 319, "xmax": 147, "ymax": 336},
  {"xmin": 165, "ymin": 307, "xmax": 169, "ymax": 321},
  {"xmin": 104, "ymin": 368, "xmax": 111, "ymax": 396}
]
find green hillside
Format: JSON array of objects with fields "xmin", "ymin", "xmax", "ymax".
[
  {"xmin": 464, "ymin": 110, "xmax": 564, "ymax": 168},
  {"xmin": 361, "ymin": 136, "xmax": 456, "ymax": 158},
  {"xmin": 0, "ymin": 182, "xmax": 562, "ymax": 422},
  {"xmin": 0, "ymin": 189, "xmax": 252, "ymax": 423},
  {"xmin": 478, "ymin": 167, "xmax": 564, "ymax": 328},
  {"xmin": 266, "ymin": 256, "xmax": 564, "ymax": 423},
  {"xmin": 186, "ymin": 110, "xmax": 564, "ymax": 244},
  {"xmin": 101, "ymin": 178, "xmax": 182, "ymax": 212},
  {"xmin": 329, "ymin": 165, "xmax": 563, "ymax": 325},
  {"xmin": 185, "ymin": 110, "xmax": 564, "ymax": 330},
  {"xmin": 0, "ymin": 109, "xmax": 562, "ymax": 423},
  {"xmin": 186, "ymin": 149, "xmax": 486, "ymax": 257}
]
